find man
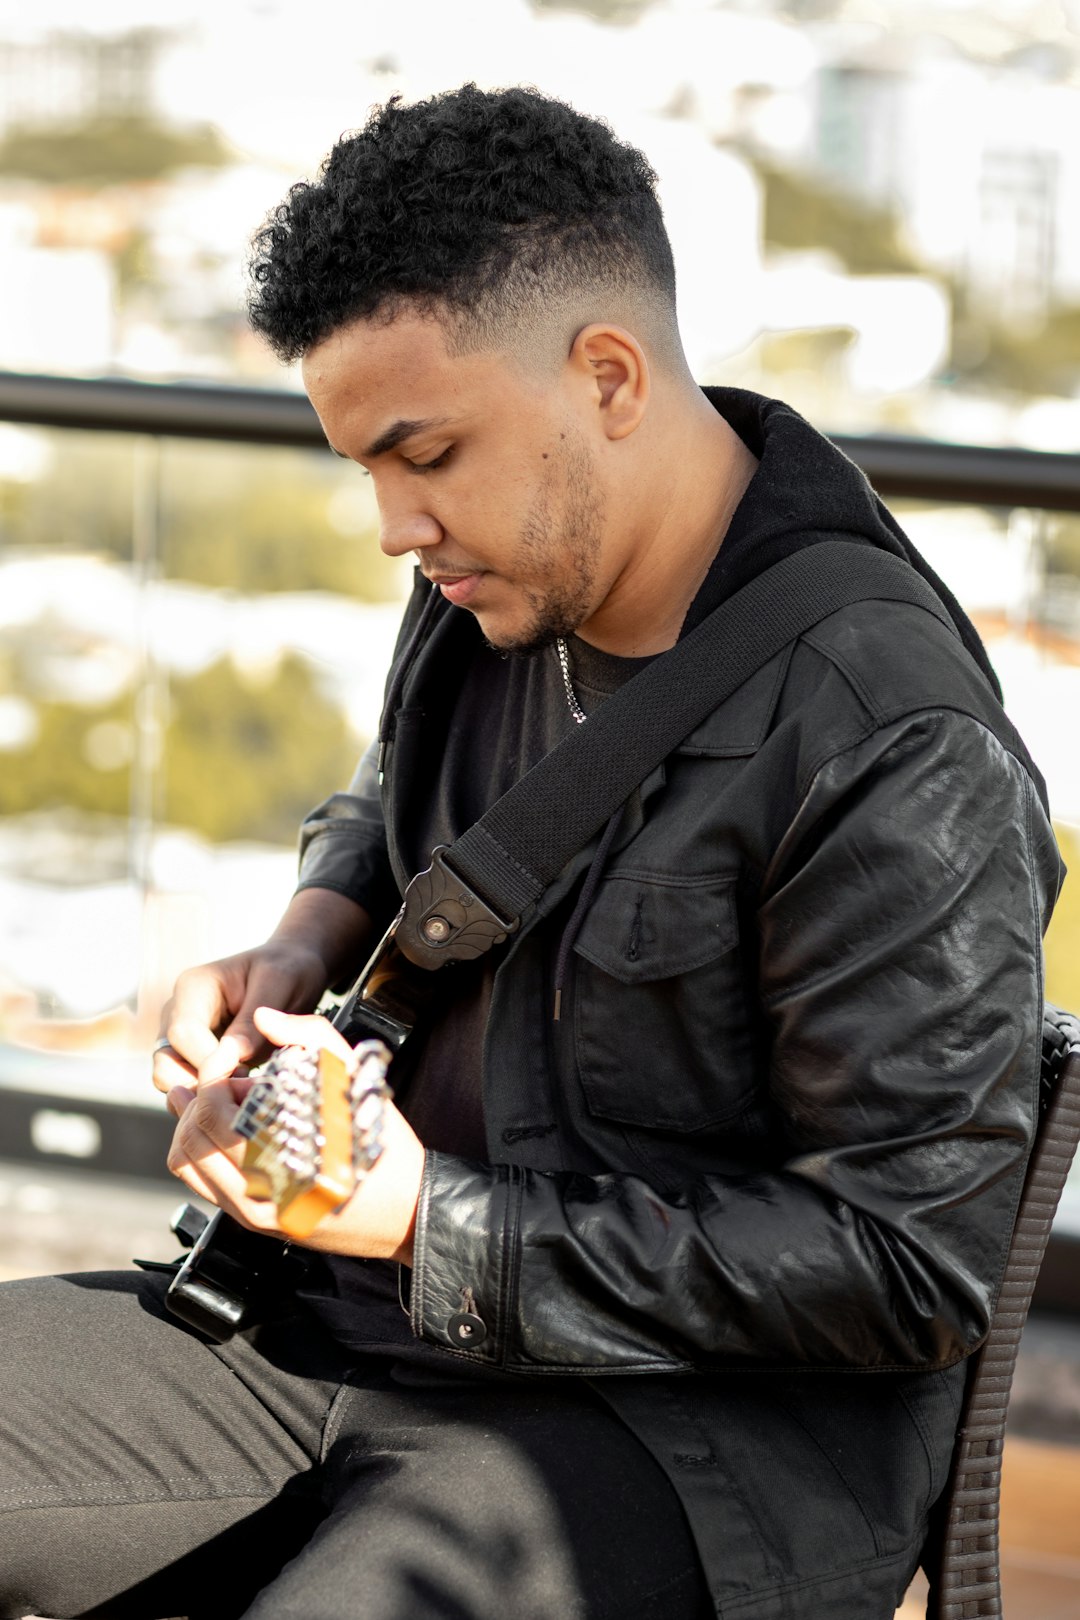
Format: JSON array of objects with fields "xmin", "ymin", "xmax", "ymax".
[{"xmin": 0, "ymin": 85, "xmax": 1064, "ymax": 1620}]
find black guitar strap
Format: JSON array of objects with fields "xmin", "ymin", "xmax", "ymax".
[{"xmin": 390, "ymin": 540, "xmax": 958, "ymax": 967}]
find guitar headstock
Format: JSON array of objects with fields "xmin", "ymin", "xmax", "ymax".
[{"xmin": 232, "ymin": 1039, "xmax": 392, "ymax": 1241}]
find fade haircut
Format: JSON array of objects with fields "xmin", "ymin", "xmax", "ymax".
[{"xmin": 247, "ymin": 83, "xmax": 680, "ymax": 366}]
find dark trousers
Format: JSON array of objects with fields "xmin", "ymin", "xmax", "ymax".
[{"xmin": 0, "ymin": 1271, "xmax": 710, "ymax": 1620}]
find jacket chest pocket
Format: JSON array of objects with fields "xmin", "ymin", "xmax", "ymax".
[{"xmin": 571, "ymin": 872, "xmax": 757, "ymax": 1132}]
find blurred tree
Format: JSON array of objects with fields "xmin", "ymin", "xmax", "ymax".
[
  {"xmin": 114, "ymin": 227, "xmax": 157, "ymax": 300},
  {"xmin": 0, "ymin": 653, "xmax": 359, "ymax": 846},
  {"xmin": 0, "ymin": 115, "xmax": 230, "ymax": 186},
  {"xmin": 160, "ymin": 443, "xmax": 402, "ymax": 601},
  {"xmin": 953, "ymin": 301, "xmax": 1080, "ymax": 399},
  {"xmin": 752, "ymin": 157, "xmax": 920, "ymax": 274},
  {"xmin": 1, "ymin": 433, "xmax": 134, "ymax": 558},
  {"xmin": 1044, "ymin": 514, "xmax": 1080, "ymax": 579},
  {"xmin": 758, "ymin": 326, "xmax": 854, "ymax": 375},
  {"xmin": 2, "ymin": 434, "xmax": 403, "ymax": 603},
  {"xmin": 0, "ymin": 694, "xmax": 131, "ymax": 820},
  {"xmin": 162, "ymin": 654, "xmax": 357, "ymax": 844}
]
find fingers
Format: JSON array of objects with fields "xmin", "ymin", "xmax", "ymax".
[
  {"xmin": 151, "ymin": 1042, "xmax": 198, "ymax": 1096},
  {"xmin": 252, "ymin": 1005, "xmax": 354, "ymax": 1064},
  {"xmin": 153, "ymin": 962, "xmax": 241, "ymax": 1094},
  {"xmin": 152, "ymin": 956, "xmax": 267, "ymax": 1095},
  {"xmin": 153, "ymin": 1034, "xmax": 246, "ymax": 1096},
  {"xmin": 167, "ymin": 1075, "xmax": 239, "ymax": 1152},
  {"xmin": 168, "ymin": 1141, "xmax": 250, "ymax": 1219},
  {"xmin": 152, "ymin": 945, "xmax": 332, "ymax": 1098},
  {"xmin": 196, "ymin": 1034, "xmax": 247, "ymax": 1085},
  {"xmin": 170, "ymin": 965, "xmax": 240, "ymax": 1062},
  {"xmin": 164, "ymin": 1050, "xmax": 424, "ymax": 1261},
  {"xmin": 213, "ymin": 949, "xmax": 330, "ymax": 1069},
  {"xmin": 166, "ymin": 1082, "xmax": 235, "ymax": 1207},
  {"xmin": 166, "ymin": 1078, "xmax": 279, "ymax": 1232},
  {"xmin": 165, "ymin": 1083, "xmax": 195, "ymax": 1120}
]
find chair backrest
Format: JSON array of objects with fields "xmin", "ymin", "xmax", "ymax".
[{"xmin": 924, "ymin": 1004, "xmax": 1080, "ymax": 1619}]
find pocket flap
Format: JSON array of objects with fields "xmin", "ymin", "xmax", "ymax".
[{"xmin": 573, "ymin": 873, "xmax": 740, "ymax": 985}]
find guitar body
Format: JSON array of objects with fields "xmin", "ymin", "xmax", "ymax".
[
  {"xmin": 160, "ymin": 1208, "xmax": 309, "ymax": 1340},
  {"xmin": 162, "ymin": 1038, "xmax": 391, "ymax": 1340}
]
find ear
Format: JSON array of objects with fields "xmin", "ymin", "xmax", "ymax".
[{"xmin": 568, "ymin": 323, "xmax": 650, "ymax": 441}]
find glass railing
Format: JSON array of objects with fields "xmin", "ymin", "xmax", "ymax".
[
  {"xmin": 0, "ymin": 394, "xmax": 412, "ymax": 1205},
  {"xmin": 1, "ymin": 373, "xmax": 1077, "ymax": 1265}
]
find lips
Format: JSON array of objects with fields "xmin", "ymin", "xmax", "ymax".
[{"xmin": 429, "ymin": 572, "xmax": 484, "ymax": 607}]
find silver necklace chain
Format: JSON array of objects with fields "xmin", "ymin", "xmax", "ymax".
[{"xmin": 555, "ymin": 637, "xmax": 588, "ymax": 725}]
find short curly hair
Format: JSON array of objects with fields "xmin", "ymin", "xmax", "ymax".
[{"xmin": 247, "ymin": 83, "xmax": 678, "ymax": 363}]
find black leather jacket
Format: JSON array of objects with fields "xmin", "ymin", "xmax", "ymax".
[
  {"xmin": 296, "ymin": 393, "xmax": 1064, "ymax": 1612},
  {"xmin": 302, "ymin": 575, "xmax": 1061, "ymax": 1379},
  {"xmin": 404, "ymin": 597, "xmax": 1059, "ymax": 1370}
]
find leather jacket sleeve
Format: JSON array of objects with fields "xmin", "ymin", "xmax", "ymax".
[
  {"xmin": 294, "ymin": 574, "xmax": 433, "ymax": 928},
  {"xmin": 407, "ymin": 709, "xmax": 1063, "ymax": 1374},
  {"xmin": 295, "ymin": 738, "xmax": 400, "ymax": 925}
]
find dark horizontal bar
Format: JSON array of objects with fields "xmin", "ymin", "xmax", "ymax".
[
  {"xmin": 3, "ymin": 370, "xmax": 1080, "ymax": 512},
  {"xmin": 0, "ymin": 1086, "xmax": 176, "ymax": 1185},
  {"xmin": 836, "ymin": 432, "xmax": 1080, "ymax": 514},
  {"xmin": 0, "ymin": 369, "xmax": 325, "ymax": 448}
]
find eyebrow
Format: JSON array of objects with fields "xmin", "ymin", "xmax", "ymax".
[{"xmin": 362, "ymin": 416, "xmax": 453, "ymax": 459}]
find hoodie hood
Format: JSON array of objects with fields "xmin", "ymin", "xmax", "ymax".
[{"xmin": 688, "ymin": 388, "xmax": 1002, "ymax": 703}]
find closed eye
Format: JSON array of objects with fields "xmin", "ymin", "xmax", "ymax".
[{"xmin": 408, "ymin": 447, "xmax": 453, "ymax": 473}]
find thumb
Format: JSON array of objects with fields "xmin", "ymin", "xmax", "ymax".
[{"xmin": 252, "ymin": 1005, "xmax": 353, "ymax": 1064}]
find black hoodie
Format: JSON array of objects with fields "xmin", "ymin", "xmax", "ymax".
[{"xmin": 690, "ymin": 389, "xmax": 1001, "ymax": 706}]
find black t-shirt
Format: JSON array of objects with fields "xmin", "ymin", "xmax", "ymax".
[{"xmin": 298, "ymin": 633, "xmax": 651, "ymax": 1361}]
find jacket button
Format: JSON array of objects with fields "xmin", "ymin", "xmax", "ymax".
[{"xmin": 448, "ymin": 1310, "xmax": 487, "ymax": 1347}]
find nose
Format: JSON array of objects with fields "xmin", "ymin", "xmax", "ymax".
[{"xmin": 376, "ymin": 485, "xmax": 444, "ymax": 558}]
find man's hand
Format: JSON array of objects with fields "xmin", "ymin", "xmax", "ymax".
[
  {"xmin": 152, "ymin": 940, "xmax": 329, "ymax": 1096},
  {"xmin": 165, "ymin": 1006, "xmax": 425, "ymax": 1266},
  {"xmin": 151, "ymin": 888, "xmax": 376, "ymax": 1095}
]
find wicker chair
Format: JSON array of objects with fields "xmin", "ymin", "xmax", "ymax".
[{"xmin": 922, "ymin": 1004, "xmax": 1080, "ymax": 1619}]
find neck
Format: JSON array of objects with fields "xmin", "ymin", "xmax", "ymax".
[{"xmin": 579, "ymin": 386, "xmax": 758, "ymax": 657}]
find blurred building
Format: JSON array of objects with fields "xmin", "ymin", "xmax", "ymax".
[
  {"xmin": 0, "ymin": 28, "xmax": 169, "ymax": 134},
  {"xmin": 806, "ymin": 30, "xmax": 1080, "ymax": 323}
]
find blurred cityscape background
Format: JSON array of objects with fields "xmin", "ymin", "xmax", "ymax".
[{"xmin": 1, "ymin": 0, "xmax": 1079, "ymax": 1270}]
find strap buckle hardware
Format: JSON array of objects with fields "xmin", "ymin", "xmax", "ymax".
[{"xmin": 395, "ymin": 845, "xmax": 519, "ymax": 970}]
